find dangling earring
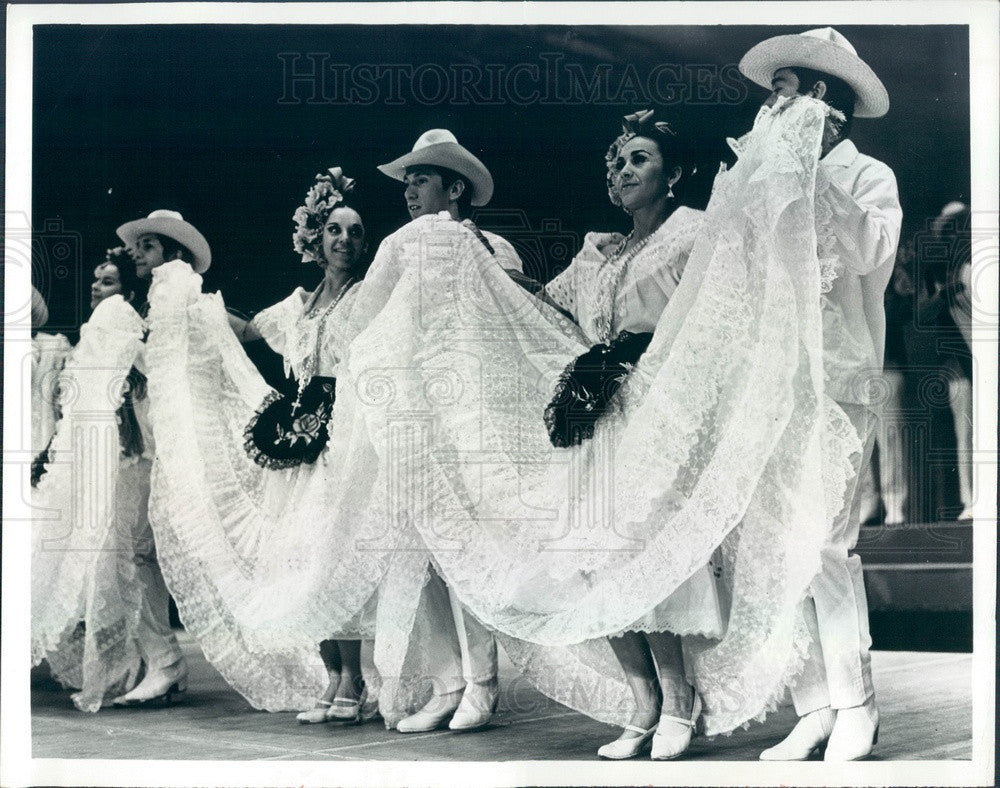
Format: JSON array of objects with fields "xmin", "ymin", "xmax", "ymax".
[{"xmin": 667, "ymin": 185, "xmax": 675, "ymax": 199}]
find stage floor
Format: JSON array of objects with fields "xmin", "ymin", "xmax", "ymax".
[{"xmin": 31, "ymin": 632, "xmax": 972, "ymax": 762}]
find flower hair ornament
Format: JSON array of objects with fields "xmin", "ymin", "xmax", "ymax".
[
  {"xmin": 104, "ymin": 245, "xmax": 133, "ymax": 266},
  {"xmin": 292, "ymin": 166, "xmax": 356, "ymax": 263},
  {"xmin": 605, "ymin": 109, "xmax": 682, "ymax": 209}
]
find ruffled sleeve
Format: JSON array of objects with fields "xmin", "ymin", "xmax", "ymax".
[{"xmin": 248, "ymin": 288, "xmax": 307, "ymax": 359}]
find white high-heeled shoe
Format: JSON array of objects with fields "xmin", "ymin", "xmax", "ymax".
[
  {"xmin": 650, "ymin": 693, "xmax": 700, "ymax": 760},
  {"xmin": 449, "ymin": 678, "xmax": 499, "ymax": 732},
  {"xmin": 597, "ymin": 723, "xmax": 658, "ymax": 759},
  {"xmin": 824, "ymin": 702, "xmax": 879, "ymax": 761},
  {"xmin": 759, "ymin": 707, "xmax": 836, "ymax": 760}
]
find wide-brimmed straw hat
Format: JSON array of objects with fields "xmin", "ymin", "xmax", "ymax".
[
  {"xmin": 739, "ymin": 27, "xmax": 889, "ymax": 118},
  {"xmin": 116, "ymin": 209, "xmax": 212, "ymax": 273},
  {"xmin": 377, "ymin": 129, "xmax": 494, "ymax": 206}
]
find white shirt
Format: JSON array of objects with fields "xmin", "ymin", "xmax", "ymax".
[{"xmin": 816, "ymin": 139, "xmax": 902, "ymax": 405}]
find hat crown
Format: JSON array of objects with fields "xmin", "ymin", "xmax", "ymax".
[
  {"xmin": 801, "ymin": 27, "xmax": 858, "ymax": 57},
  {"xmin": 147, "ymin": 209, "xmax": 185, "ymax": 222},
  {"xmin": 412, "ymin": 129, "xmax": 459, "ymax": 152}
]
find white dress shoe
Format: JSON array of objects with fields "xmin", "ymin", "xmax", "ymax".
[
  {"xmin": 824, "ymin": 702, "xmax": 879, "ymax": 761},
  {"xmin": 326, "ymin": 696, "xmax": 363, "ymax": 723},
  {"xmin": 112, "ymin": 659, "xmax": 188, "ymax": 707},
  {"xmin": 651, "ymin": 693, "xmax": 700, "ymax": 760},
  {"xmin": 449, "ymin": 679, "xmax": 499, "ymax": 732},
  {"xmin": 396, "ymin": 690, "xmax": 463, "ymax": 733},
  {"xmin": 597, "ymin": 724, "xmax": 658, "ymax": 759},
  {"xmin": 296, "ymin": 700, "xmax": 332, "ymax": 724},
  {"xmin": 759, "ymin": 707, "xmax": 835, "ymax": 760}
]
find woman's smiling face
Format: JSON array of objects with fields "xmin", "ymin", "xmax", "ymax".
[
  {"xmin": 320, "ymin": 206, "xmax": 365, "ymax": 270},
  {"xmin": 613, "ymin": 136, "xmax": 672, "ymax": 213}
]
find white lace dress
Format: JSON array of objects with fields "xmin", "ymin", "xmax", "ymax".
[
  {"xmin": 139, "ymin": 267, "xmax": 397, "ymax": 711},
  {"xmin": 539, "ymin": 208, "xmax": 725, "ymax": 637},
  {"xmin": 329, "ymin": 96, "xmax": 862, "ymax": 735},
  {"xmin": 32, "ymin": 295, "xmax": 147, "ymax": 711}
]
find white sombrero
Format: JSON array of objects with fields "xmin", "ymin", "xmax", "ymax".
[
  {"xmin": 740, "ymin": 27, "xmax": 889, "ymax": 118},
  {"xmin": 116, "ymin": 209, "xmax": 212, "ymax": 274},
  {"xmin": 378, "ymin": 129, "xmax": 494, "ymax": 206}
]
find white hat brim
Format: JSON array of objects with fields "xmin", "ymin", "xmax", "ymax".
[
  {"xmin": 116, "ymin": 217, "xmax": 212, "ymax": 274},
  {"xmin": 377, "ymin": 141, "xmax": 495, "ymax": 206},
  {"xmin": 739, "ymin": 34, "xmax": 889, "ymax": 118}
]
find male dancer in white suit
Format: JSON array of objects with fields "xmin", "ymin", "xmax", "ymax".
[
  {"xmin": 739, "ymin": 28, "xmax": 902, "ymax": 761},
  {"xmin": 376, "ymin": 130, "xmax": 523, "ymax": 732}
]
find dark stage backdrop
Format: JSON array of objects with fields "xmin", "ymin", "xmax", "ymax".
[{"xmin": 32, "ymin": 24, "xmax": 970, "ymax": 342}]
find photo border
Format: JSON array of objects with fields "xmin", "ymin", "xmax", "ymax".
[{"xmin": 4, "ymin": 2, "xmax": 997, "ymax": 786}]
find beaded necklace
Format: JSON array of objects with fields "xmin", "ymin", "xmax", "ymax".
[
  {"xmin": 593, "ymin": 228, "xmax": 657, "ymax": 344},
  {"xmin": 292, "ymin": 277, "xmax": 354, "ymax": 411}
]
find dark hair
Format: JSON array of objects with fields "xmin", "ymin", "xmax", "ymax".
[
  {"xmin": 786, "ymin": 67, "xmax": 856, "ymax": 139},
  {"xmin": 102, "ymin": 247, "xmax": 147, "ymax": 304},
  {"xmin": 154, "ymin": 233, "xmax": 195, "ymax": 265},
  {"xmin": 428, "ymin": 165, "xmax": 474, "ymax": 218}
]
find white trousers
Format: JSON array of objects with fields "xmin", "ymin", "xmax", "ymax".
[
  {"xmin": 130, "ymin": 459, "xmax": 184, "ymax": 671},
  {"xmin": 792, "ymin": 403, "xmax": 876, "ymax": 714},
  {"xmin": 425, "ymin": 567, "xmax": 498, "ymax": 695}
]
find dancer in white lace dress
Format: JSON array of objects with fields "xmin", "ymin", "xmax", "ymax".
[
  {"xmin": 128, "ymin": 177, "xmax": 406, "ymax": 719},
  {"xmin": 530, "ymin": 110, "xmax": 723, "ymax": 761},
  {"xmin": 331, "ymin": 94, "xmax": 864, "ymax": 751},
  {"xmin": 32, "ymin": 248, "xmax": 160, "ymax": 711},
  {"xmin": 228, "ymin": 169, "xmax": 375, "ymax": 723}
]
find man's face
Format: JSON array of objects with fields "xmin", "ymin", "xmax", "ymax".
[
  {"xmin": 765, "ymin": 68, "xmax": 803, "ymax": 107},
  {"xmin": 132, "ymin": 233, "xmax": 168, "ymax": 280},
  {"xmin": 403, "ymin": 166, "xmax": 451, "ymax": 219}
]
